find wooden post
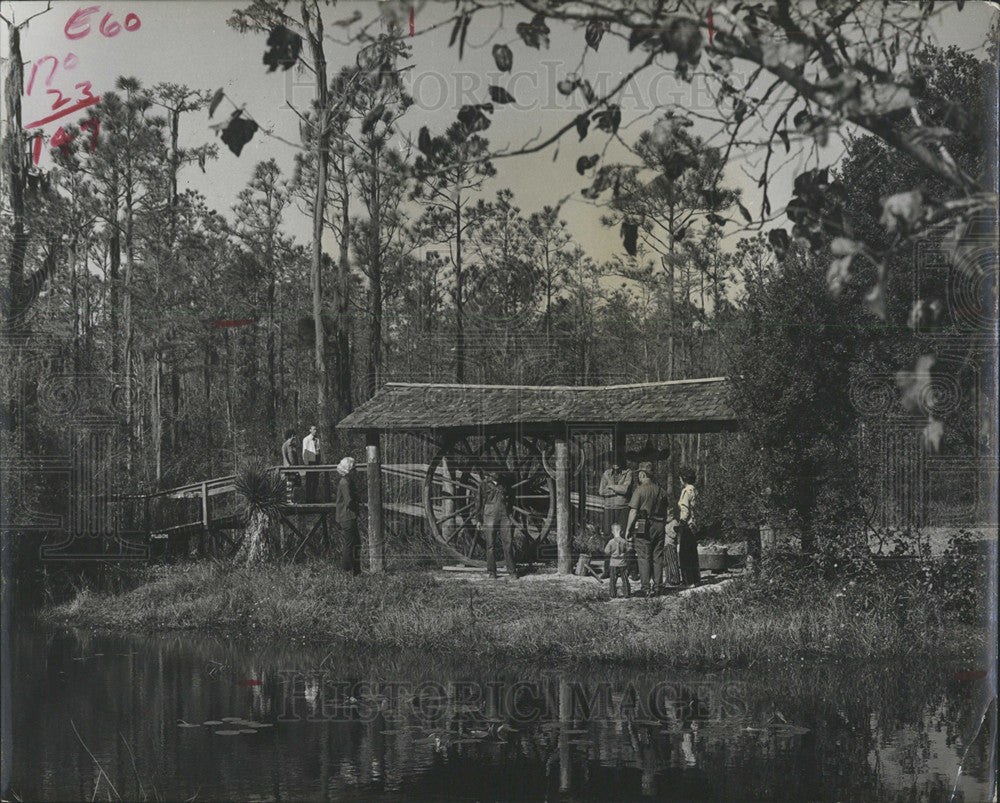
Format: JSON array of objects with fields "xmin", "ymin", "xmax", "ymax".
[
  {"xmin": 613, "ymin": 424, "xmax": 626, "ymax": 467},
  {"xmin": 555, "ymin": 436, "xmax": 571, "ymax": 574},
  {"xmin": 366, "ymin": 430, "xmax": 385, "ymax": 573},
  {"xmin": 200, "ymin": 481, "xmax": 211, "ymax": 557},
  {"xmin": 200, "ymin": 481, "xmax": 210, "ymax": 529}
]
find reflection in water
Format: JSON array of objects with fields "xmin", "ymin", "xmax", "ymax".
[{"xmin": 7, "ymin": 625, "xmax": 993, "ymax": 801}]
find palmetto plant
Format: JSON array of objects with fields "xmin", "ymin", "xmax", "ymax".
[{"xmin": 233, "ymin": 462, "xmax": 286, "ymax": 565}]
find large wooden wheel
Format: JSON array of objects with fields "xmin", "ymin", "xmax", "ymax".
[{"xmin": 422, "ymin": 434, "xmax": 556, "ymax": 566}]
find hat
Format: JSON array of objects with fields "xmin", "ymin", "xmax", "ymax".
[
  {"xmin": 337, "ymin": 457, "xmax": 356, "ymax": 475},
  {"xmin": 638, "ymin": 461, "xmax": 653, "ymax": 475}
]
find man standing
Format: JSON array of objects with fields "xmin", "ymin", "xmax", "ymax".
[
  {"xmin": 677, "ymin": 467, "xmax": 700, "ymax": 587},
  {"xmin": 624, "ymin": 462, "xmax": 668, "ymax": 596},
  {"xmin": 598, "ymin": 457, "xmax": 633, "ymax": 534},
  {"xmin": 281, "ymin": 428, "xmax": 297, "ymax": 503},
  {"xmin": 477, "ymin": 469, "xmax": 518, "ymax": 579},
  {"xmin": 302, "ymin": 425, "xmax": 320, "ymax": 502},
  {"xmin": 335, "ymin": 456, "xmax": 361, "ymax": 575}
]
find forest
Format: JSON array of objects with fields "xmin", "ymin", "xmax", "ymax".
[{"xmin": 2, "ymin": 1, "xmax": 994, "ymax": 579}]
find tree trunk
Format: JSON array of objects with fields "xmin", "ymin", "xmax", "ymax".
[
  {"xmin": 454, "ymin": 195, "xmax": 465, "ymax": 383},
  {"xmin": 305, "ymin": 6, "xmax": 330, "ymax": 431},
  {"xmin": 367, "ymin": 151, "xmax": 383, "ymax": 398},
  {"xmin": 335, "ymin": 166, "xmax": 353, "ymax": 415},
  {"xmin": 237, "ymin": 509, "xmax": 277, "ymax": 565}
]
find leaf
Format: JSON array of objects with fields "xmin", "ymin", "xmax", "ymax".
[
  {"xmin": 220, "ymin": 113, "xmax": 258, "ymax": 157},
  {"xmin": 864, "ymin": 281, "xmax": 886, "ymax": 320},
  {"xmin": 629, "ymin": 26, "xmax": 656, "ymax": 51},
  {"xmin": 532, "ymin": 13, "xmax": 550, "ymax": 48},
  {"xmin": 585, "ymin": 19, "xmax": 606, "ymax": 51},
  {"xmin": 777, "ymin": 128, "xmax": 790, "ymax": 152},
  {"xmin": 922, "ymin": 417, "xmax": 944, "ymax": 452},
  {"xmin": 621, "ymin": 222, "xmax": 639, "ymax": 256},
  {"xmin": 557, "ymin": 78, "xmax": 576, "ymax": 96},
  {"xmin": 263, "ymin": 25, "xmax": 302, "ymax": 72},
  {"xmin": 418, "ymin": 126, "xmax": 432, "ymax": 156},
  {"xmin": 767, "ymin": 228, "xmax": 789, "ymax": 258},
  {"xmin": 449, "ymin": 13, "xmax": 463, "ymax": 47},
  {"xmin": 594, "ymin": 105, "xmax": 621, "ymax": 134},
  {"xmin": 793, "ymin": 109, "xmax": 813, "ymax": 130},
  {"xmin": 575, "ymin": 113, "xmax": 590, "ymax": 141},
  {"xmin": 208, "ymin": 88, "xmax": 225, "ymax": 119},
  {"xmin": 362, "ymin": 103, "xmax": 385, "ymax": 134},
  {"xmin": 579, "ymin": 79, "xmax": 595, "ymax": 104},
  {"xmin": 516, "ymin": 13, "xmax": 549, "ymax": 49},
  {"xmin": 492, "ymin": 44, "xmax": 513, "ymax": 72},
  {"xmin": 576, "ymin": 154, "xmax": 599, "ymax": 175},
  {"xmin": 879, "ymin": 190, "xmax": 923, "ymax": 232},
  {"xmin": 737, "ymin": 203, "xmax": 752, "ymax": 223},
  {"xmin": 457, "ymin": 105, "xmax": 490, "ymax": 132},
  {"xmin": 488, "ymin": 86, "xmax": 516, "ymax": 104},
  {"xmin": 707, "ymin": 213, "xmax": 727, "ymax": 227}
]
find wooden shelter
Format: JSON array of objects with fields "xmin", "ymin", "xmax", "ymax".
[{"xmin": 337, "ymin": 377, "xmax": 737, "ymax": 573}]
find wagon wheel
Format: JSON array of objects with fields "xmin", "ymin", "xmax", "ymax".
[{"xmin": 423, "ymin": 435, "xmax": 556, "ymax": 566}]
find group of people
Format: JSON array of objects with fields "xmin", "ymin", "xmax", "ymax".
[
  {"xmin": 280, "ymin": 427, "xmax": 362, "ymax": 576},
  {"xmin": 599, "ymin": 459, "xmax": 700, "ymax": 598}
]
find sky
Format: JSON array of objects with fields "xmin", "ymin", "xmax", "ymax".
[{"xmin": 4, "ymin": 0, "xmax": 997, "ymax": 265}]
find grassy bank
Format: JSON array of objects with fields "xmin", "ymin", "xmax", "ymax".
[{"xmin": 41, "ymin": 557, "xmax": 987, "ymax": 669}]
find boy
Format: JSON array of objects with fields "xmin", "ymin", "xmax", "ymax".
[{"xmin": 604, "ymin": 523, "xmax": 632, "ymax": 599}]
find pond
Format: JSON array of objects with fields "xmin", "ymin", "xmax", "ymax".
[{"xmin": 6, "ymin": 625, "xmax": 993, "ymax": 801}]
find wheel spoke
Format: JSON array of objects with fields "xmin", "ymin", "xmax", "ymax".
[
  {"xmin": 435, "ymin": 503, "xmax": 475, "ymax": 526},
  {"xmin": 432, "ymin": 474, "xmax": 480, "ymax": 494},
  {"xmin": 446, "ymin": 519, "xmax": 475, "ymax": 544},
  {"xmin": 512, "ymin": 505, "xmax": 542, "ymax": 519}
]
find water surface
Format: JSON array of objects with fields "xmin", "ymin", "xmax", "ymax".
[{"xmin": 7, "ymin": 626, "xmax": 993, "ymax": 801}]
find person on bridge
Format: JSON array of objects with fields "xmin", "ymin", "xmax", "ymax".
[
  {"xmin": 302, "ymin": 425, "xmax": 321, "ymax": 502},
  {"xmin": 335, "ymin": 456, "xmax": 361, "ymax": 575},
  {"xmin": 281, "ymin": 428, "xmax": 298, "ymax": 503},
  {"xmin": 477, "ymin": 469, "xmax": 518, "ymax": 580}
]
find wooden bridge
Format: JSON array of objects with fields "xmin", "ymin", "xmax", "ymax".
[{"xmin": 115, "ymin": 459, "xmax": 615, "ymax": 564}]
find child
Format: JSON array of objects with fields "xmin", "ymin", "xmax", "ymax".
[
  {"xmin": 662, "ymin": 504, "xmax": 682, "ymax": 587},
  {"xmin": 604, "ymin": 523, "xmax": 632, "ymax": 599}
]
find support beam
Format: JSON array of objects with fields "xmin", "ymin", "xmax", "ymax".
[
  {"xmin": 366, "ymin": 430, "xmax": 385, "ymax": 573},
  {"xmin": 613, "ymin": 424, "xmax": 626, "ymax": 467},
  {"xmin": 555, "ymin": 436, "xmax": 571, "ymax": 574}
]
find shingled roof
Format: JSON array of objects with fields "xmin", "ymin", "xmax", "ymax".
[{"xmin": 337, "ymin": 377, "xmax": 735, "ymax": 433}]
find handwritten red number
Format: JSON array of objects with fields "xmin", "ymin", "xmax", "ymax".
[
  {"xmin": 65, "ymin": 6, "xmax": 100, "ymax": 40},
  {"xmin": 27, "ymin": 55, "xmax": 59, "ymax": 95},
  {"xmin": 46, "ymin": 88, "xmax": 72, "ymax": 111},
  {"xmin": 99, "ymin": 12, "xmax": 120, "ymax": 37},
  {"xmin": 51, "ymin": 126, "xmax": 75, "ymax": 157},
  {"xmin": 64, "ymin": 52, "xmax": 79, "ymax": 69},
  {"xmin": 75, "ymin": 81, "xmax": 97, "ymax": 103},
  {"xmin": 81, "ymin": 117, "xmax": 100, "ymax": 151},
  {"xmin": 124, "ymin": 13, "xmax": 140, "ymax": 32},
  {"xmin": 32, "ymin": 136, "xmax": 43, "ymax": 165}
]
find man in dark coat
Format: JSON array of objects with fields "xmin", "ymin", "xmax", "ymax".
[
  {"xmin": 335, "ymin": 456, "xmax": 360, "ymax": 575},
  {"xmin": 477, "ymin": 469, "xmax": 518, "ymax": 579}
]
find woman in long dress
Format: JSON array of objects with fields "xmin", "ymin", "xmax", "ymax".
[{"xmin": 677, "ymin": 468, "xmax": 700, "ymax": 587}]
